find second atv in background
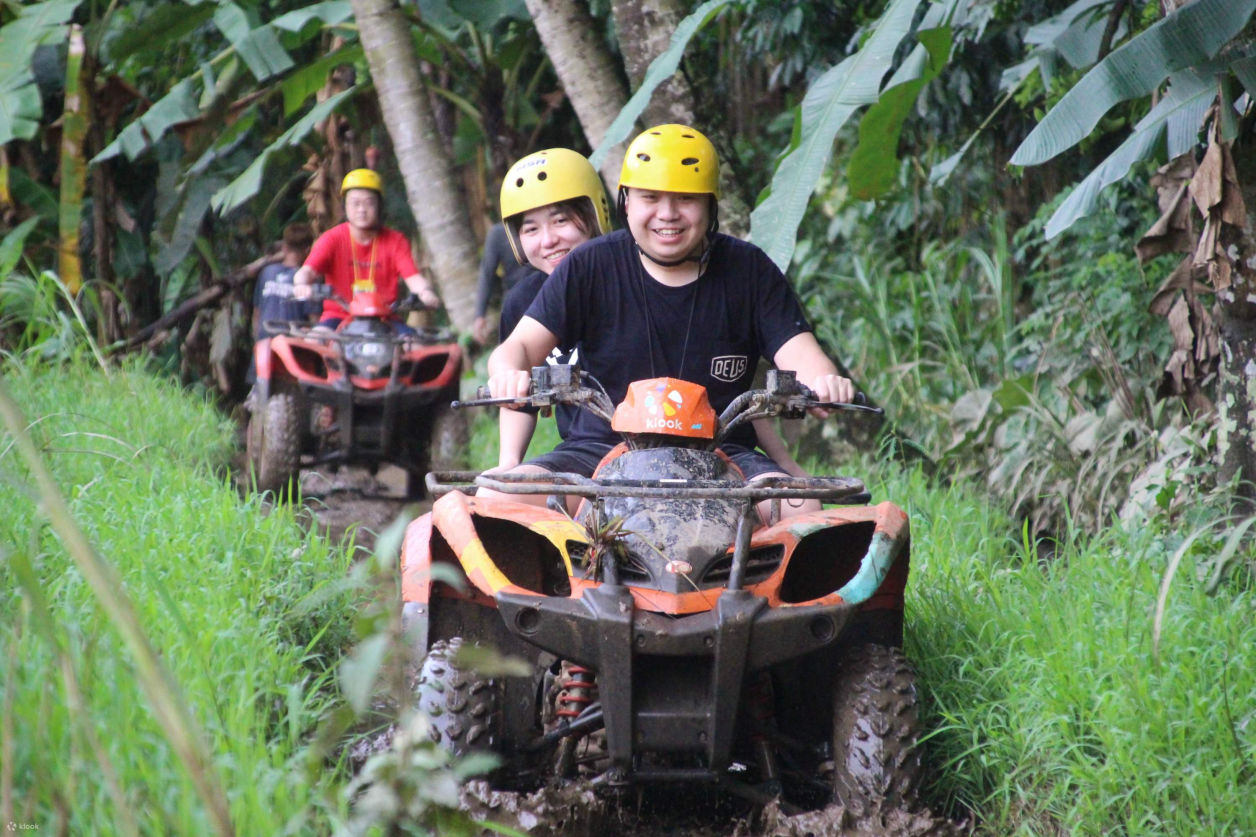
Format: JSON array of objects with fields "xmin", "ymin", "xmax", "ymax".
[{"xmin": 246, "ymin": 286, "xmax": 464, "ymax": 497}]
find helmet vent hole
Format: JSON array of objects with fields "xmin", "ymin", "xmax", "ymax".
[
  {"xmin": 537, "ymin": 171, "xmax": 547, "ymax": 181},
  {"xmin": 636, "ymin": 153, "xmax": 651, "ymax": 162},
  {"xmin": 681, "ymin": 157, "xmax": 699, "ymax": 166}
]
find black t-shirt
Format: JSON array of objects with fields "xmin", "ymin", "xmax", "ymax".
[{"xmin": 524, "ymin": 229, "xmax": 811, "ymax": 447}]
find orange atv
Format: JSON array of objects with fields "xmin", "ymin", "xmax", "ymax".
[
  {"xmin": 401, "ymin": 365, "xmax": 917, "ymax": 814},
  {"xmin": 246, "ymin": 287, "xmax": 464, "ymax": 497}
]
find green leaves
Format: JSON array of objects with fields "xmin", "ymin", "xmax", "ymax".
[
  {"xmin": 1010, "ymin": 0, "xmax": 1256, "ymax": 167},
  {"xmin": 1043, "ymin": 66, "xmax": 1218, "ymax": 239},
  {"xmin": 588, "ymin": 0, "xmax": 732, "ymax": 171},
  {"xmin": 847, "ymin": 27, "xmax": 951, "ymax": 201},
  {"xmin": 210, "ymin": 86, "xmax": 356, "ymax": 214},
  {"xmin": 0, "ymin": 0, "xmax": 79, "ymax": 146},
  {"xmin": 750, "ymin": 0, "xmax": 923, "ymax": 271}
]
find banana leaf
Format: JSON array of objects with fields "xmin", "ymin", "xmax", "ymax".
[
  {"xmin": 749, "ymin": 0, "xmax": 922, "ymax": 271},
  {"xmin": 1011, "ymin": 0, "xmax": 1256, "ymax": 167},
  {"xmin": 1044, "ymin": 67, "xmax": 1217, "ymax": 239}
]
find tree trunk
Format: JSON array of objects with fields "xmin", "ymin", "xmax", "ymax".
[
  {"xmin": 610, "ymin": 0, "xmax": 694, "ymax": 127},
  {"xmin": 58, "ymin": 24, "xmax": 87, "ymax": 295},
  {"xmin": 523, "ymin": 0, "xmax": 630, "ymax": 188},
  {"xmin": 350, "ymin": 0, "xmax": 480, "ymax": 332},
  {"xmin": 609, "ymin": 0, "xmax": 750, "ymax": 236},
  {"xmin": 1215, "ymin": 138, "xmax": 1256, "ymax": 510}
]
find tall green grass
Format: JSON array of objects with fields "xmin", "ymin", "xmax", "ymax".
[
  {"xmin": 1, "ymin": 357, "xmax": 357, "ymax": 832},
  {"xmin": 883, "ymin": 464, "xmax": 1256, "ymax": 834}
]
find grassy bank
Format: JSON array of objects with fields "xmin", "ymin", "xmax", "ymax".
[
  {"xmin": 885, "ymin": 466, "xmax": 1256, "ymax": 834},
  {"xmin": 0, "ymin": 359, "xmax": 358, "ymax": 832}
]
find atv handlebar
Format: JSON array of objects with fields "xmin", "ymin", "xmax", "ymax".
[{"xmin": 452, "ymin": 365, "xmax": 882, "ymax": 445}]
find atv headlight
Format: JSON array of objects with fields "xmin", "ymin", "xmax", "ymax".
[{"xmin": 344, "ymin": 340, "xmax": 392, "ymax": 375}]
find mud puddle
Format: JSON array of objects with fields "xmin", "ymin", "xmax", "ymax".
[
  {"xmin": 294, "ymin": 463, "xmax": 428, "ymax": 552},
  {"xmin": 456, "ymin": 780, "xmax": 968, "ymax": 836}
]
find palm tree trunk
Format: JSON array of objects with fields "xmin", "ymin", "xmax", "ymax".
[
  {"xmin": 350, "ymin": 0, "xmax": 480, "ymax": 331},
  {"xmin": 523, "ymin": 0, "xmax": 630, "ymax": 188}
]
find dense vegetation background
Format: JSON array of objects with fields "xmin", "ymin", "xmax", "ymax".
[{"xmin": 2, "ymin": 0, "xmax": 1254, "ymax": 833}]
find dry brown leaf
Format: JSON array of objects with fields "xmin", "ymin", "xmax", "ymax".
[
  {"xmin": 1148, "ymin": 257, "xmax": 1211, "ymax": 316},
  {"xmin": 1189, "ymin": 138, "xmax": 1224, "ymax": 215},
  {"xmin": 1137, "ymin": 178, "xmax": 1195, "ymax": 261}
]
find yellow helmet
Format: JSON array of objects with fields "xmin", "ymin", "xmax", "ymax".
[
  {"xmin": 341, "ymin": 168, "xmax": 383, "ymax": 197},
  {"xmin": 499, "ymin": 148, "xmax": 610, "ymax": 263},
  {"xmin": 618, "ymin": 124, "xmax": 720, "ymax": 198}
]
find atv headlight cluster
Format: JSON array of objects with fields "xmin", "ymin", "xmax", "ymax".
[{"xmin": 344, "ymin": 340, "xmax": 392, "ymax": 375}]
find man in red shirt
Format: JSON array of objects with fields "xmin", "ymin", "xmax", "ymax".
[{"xmin": 294, "ymin": 168, "xmax": 441, "ymax": 328}]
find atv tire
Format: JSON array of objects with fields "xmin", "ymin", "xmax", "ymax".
[
  {"xmin": 416, "ymin": 637, "xmax": 501, "ymax": 757},
  {"xmin": 427, "ymin": 397, "xmax": 469, "ymax": 472},
  {"xmin": 830, "ymin": 643, "xmax": 922, "ymax": 816},
  {"xmin": 247, "ymin": 391, "xmax": 301, "ymax": 495}
]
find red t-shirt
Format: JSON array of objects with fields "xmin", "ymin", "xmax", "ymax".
[{"xmin": 304, "ymin": 224, "xmax": 420, "ymax": 320}]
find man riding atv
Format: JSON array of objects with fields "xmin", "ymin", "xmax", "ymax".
[
  {"xmin": 485, "ymin": 124, "xmax": 852, "ymax": 519},
  {"xmin": 294, "ymin": 167, "xmax": 441, "ymax": 328}
]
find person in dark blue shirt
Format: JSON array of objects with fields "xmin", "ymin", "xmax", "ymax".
[{"xmin": 252, "ymin": 222, "xmax": 315, "ymax": 339}]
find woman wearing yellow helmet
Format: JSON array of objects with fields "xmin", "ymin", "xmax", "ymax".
[
  {"xmin": 487, "ymin": 125, "xmax": 852, "ymax": 519},
  {"xmin": 293, "ymin": 168, "xmax": 441, "ymax": 329},
  {"xmin": 490, "ymin": 148, "xmax": 610, "ymax": 470}
]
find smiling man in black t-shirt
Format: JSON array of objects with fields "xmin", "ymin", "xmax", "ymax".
[{"xmin": 487, "ymin": 124, "xmax": 852, "ymax": 517}]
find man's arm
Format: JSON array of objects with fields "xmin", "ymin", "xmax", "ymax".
[
  {"xmin": 487, "ymin": 316, "xmax": 560, "ymax": 400},
  {"xmin": 773, "ymin": 332, "xmax": 853, "ymax": 408},
  {"xmin": 402, "ymin": 273, "xmax": 441, "ymax": 309}
]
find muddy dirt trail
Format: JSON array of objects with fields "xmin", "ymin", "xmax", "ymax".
[
  {"xmin": 293, "ymin": 463, "xmax": 428, "ymax": 551},
  {"xmin": 457, "ymin": 780, "xmax": 967, "ymax": 836}
]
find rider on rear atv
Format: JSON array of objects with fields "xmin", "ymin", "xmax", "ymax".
[
  {"xmin": 486, "ymin": 124, "xmax": 853, "ymax": 519},
  {"xmin": 293, "ymin": 168, "xmax": 442, "ymax": 331}
]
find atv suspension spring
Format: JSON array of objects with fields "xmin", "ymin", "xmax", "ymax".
[{"xmin": 556, "ymin": 665, "xmax": 598, "ymax": 720}]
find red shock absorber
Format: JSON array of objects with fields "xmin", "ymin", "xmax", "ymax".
[{"xmin": 556, "ymin": 664, "xmax": 598, "ymax": 720}]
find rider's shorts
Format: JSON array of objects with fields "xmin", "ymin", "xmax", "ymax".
[
  {"xmin": 527, "ymin": 439, "xmax": 786, "ymax": 480},
  {"xmin": 527, "ymin": 439, "xmax": 615, "ymax": 476}
]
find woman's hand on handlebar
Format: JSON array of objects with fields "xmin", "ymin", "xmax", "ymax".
[{"xmin": 487, "ymin": 369, "xmax": 533, "ymax": 408}]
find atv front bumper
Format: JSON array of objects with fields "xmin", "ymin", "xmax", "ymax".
[{"xmin": 496, "ymin": 583, "xmax": 857, "ymax": 777}]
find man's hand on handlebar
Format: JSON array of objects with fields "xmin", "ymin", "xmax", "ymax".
[
  {"xmin": 413, "ymin": 286, "xmax": 442, "ymax": 310},
  {"xmin": 805, "ymin": 373, "xmax": 855, "ymax": 418}
]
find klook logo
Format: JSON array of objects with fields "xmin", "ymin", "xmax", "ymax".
[{"xmin": 642, "ymin": 384, "xmax": 688, "ymax": 431}]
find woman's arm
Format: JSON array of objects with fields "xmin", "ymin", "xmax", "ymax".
[{"xmin": 497, "ymin": 408, "xmax": 539, "ymax": 469}]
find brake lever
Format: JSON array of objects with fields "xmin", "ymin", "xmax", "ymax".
[
  {"xmin": 808, "ymin": 400, "xmax": 884, "ymax": 415},
  {"xmin": 451, "ymin": 385, "xmax": 552, "ymax": 410}
]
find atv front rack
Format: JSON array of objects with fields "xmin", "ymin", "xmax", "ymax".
[
  {"xmin": 425, "ymin": 469, "xmax": 871, "ymax": 504},
  {"xmin": 262, "ymin": 321, "xmax": 457, "ymax": 346}
]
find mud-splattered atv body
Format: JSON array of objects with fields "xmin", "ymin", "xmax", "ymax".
[
  {"xmin": 246, "ymin": 289, "xmax": 464, "ymax": 496},
  {"xmin": 401, "ymin": 366, "xmax": 918, "ymax": 813}
]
